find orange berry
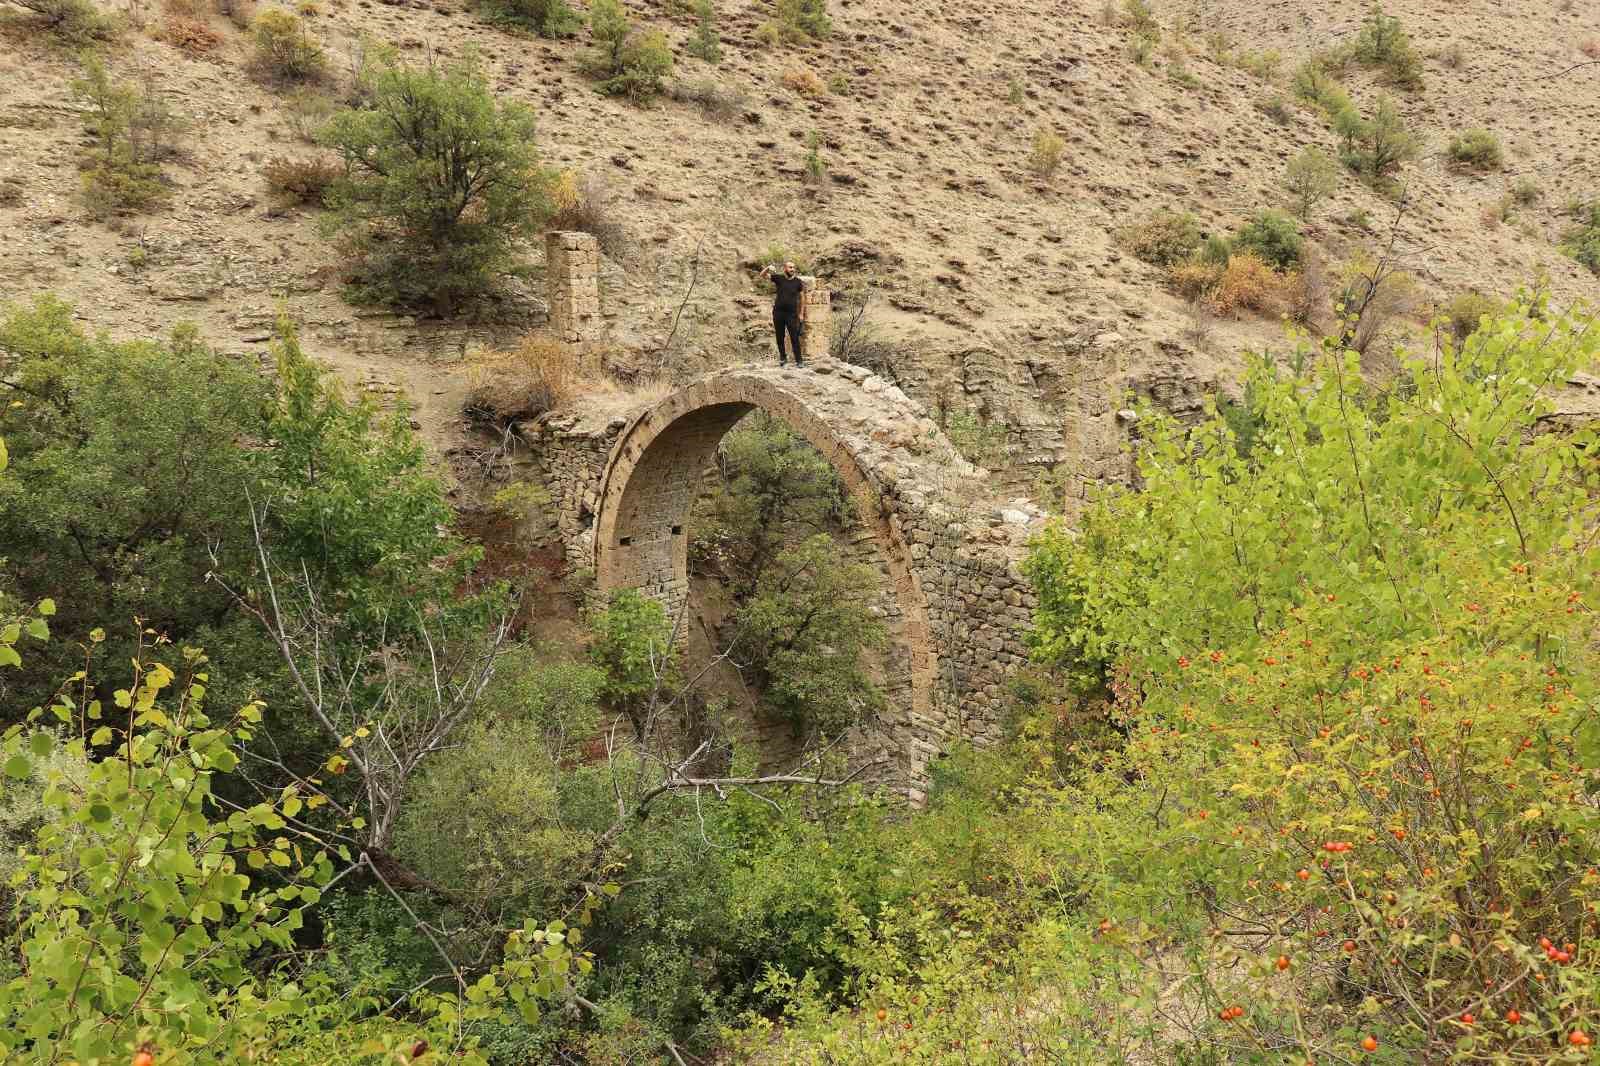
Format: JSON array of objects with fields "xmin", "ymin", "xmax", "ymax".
[
  {"xmin": 876, "ymin": 1008, "xmax": 887, "ymax": 1022},
  {"xmin": 1276, "ymin": 955, "xmax": 1291, "ymax": 971},
  {"xmin": 1296, "ymin": 869, "xmax": 1311, "ymax": 881},
  {"xmin": 1361, "ymin": 1035, "xmax": 1379, "ymax": 1052},
  {"xmin": 1342, "ymin": 939, "xmax": 1357, "ymax": 953},
  {"xmin": 1505, "ymin": 1009, "xmax": 1521, "ymax": 1024},
  {"xmin": 133, "ymin": 1054, "xmax": 155, "ymax": 1066},
  {"xmin": 1460, "ymin": 1012, "xmax": 1475, "ymax": 1025},
  {"xmin": 1570, "ymin": 1030, "xmax": 1592, "ymax": 1047}
]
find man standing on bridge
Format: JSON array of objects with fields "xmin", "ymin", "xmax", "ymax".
[{"xmin": 760, "ymin": 260, "xmax": 807, "ymax": 368}]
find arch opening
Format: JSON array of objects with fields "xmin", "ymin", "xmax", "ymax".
[{"xmin": 593, "ymin": 383, "xmax": 937, "ymax": 788}]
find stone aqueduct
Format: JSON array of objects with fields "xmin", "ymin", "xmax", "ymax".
[{"xmin": 529, "ymin": 234, "xmax": 1047, "ymax": 798}]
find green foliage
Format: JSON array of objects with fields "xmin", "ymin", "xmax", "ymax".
[
  {"xmin": 1027, "ymin": 127, "xmax": 1065, "ymax": 178},
  {"xmin": 1231, "ymin": 209, "xmax": 1304, "ymax": 270},
  {"xmin": 320, "ymin": 51, "xmax": 555, "ymax": 312},
  {"xmin": 692, "ymin": 413, "xmax": 848, "ymax": 594},
  {"xmin": 1447, "ymin": 127, "xmax": 1504, "ymax": 171},
  {"xmin": 1339, "ymin": 94, "xmax": 1419, "ymax": 185},
  {"xmin": 802, "ymin": 129, "xmax": 826, "ymax": 182},
  {"xmin": 9, "ymin": 0, "xmax": 116, "ymax": 42},
  {"xmin": 1352, "ymin": 2, "xmax": 1423, "ymax": 89},
  {"xmin": 1440, "ymin": 291, "xmax": 1503, "ymax": 344},
  {"xmin": 249, "ymin": 8, "xmax": 327, "ymax": 84},
  {"xmin": 1282, "ymin": 145, "xmax": 1340, "ymax": 220},
  {"xmin": 770, "ymin": 0, "xmax": 829, "ymax": 40},
  {"xmin": 585, "ymin": 0, "xmax": 674, "ymax": 100},
  {"xmin": 731, "ymin": 535, "xmax": 885, "ymax": 738},
  {"xmin": 71, "ymin": 56, "xmax": 182, "ymax": 216},
  {"xmin": 685, "ymin": 0, "xmax": 721, "ymax": 62},
  {"xmin": 477, "ymin": 0, "xmax": 580, "ymax": 36},
  {"xmin": 1119, "ymin": 208, "xmax": 1202, "ymax": 266},
  {"xmin": 1562, "ymin": 200, "xmax": 1600, "ymax": 275},
  {"xmin": 589, "ymin": 589, "xmax": 675, "ymax": 735}
]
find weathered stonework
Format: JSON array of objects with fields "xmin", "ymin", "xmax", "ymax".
[
  {"xmin": 800, "ymin": 278, "xmax": 831, "ymax": 364},
  {"xmin": 546, "ymin": 231, "xmax": 602, "ymax": 353},
  {"xmin": 528, "ymin": 360, "xmax": 1047, "ymax": 801}
]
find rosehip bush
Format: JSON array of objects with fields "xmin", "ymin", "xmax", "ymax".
[{"xmin": 1022, "ymin": 295, "xmax": 1600, "ymax": 1060}]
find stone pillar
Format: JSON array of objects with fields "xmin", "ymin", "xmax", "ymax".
[
  {"xmin": 801, "ymin": 278, "xmax": 831, "ymax": 363},
  {"xmin": 546, "ymin": 231, "xmax": 602, "ymax": 350}
]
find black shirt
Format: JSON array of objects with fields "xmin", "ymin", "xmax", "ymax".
[{"xmin": 771, "ymin": 273, "xmax": 804, "ymax": 314}]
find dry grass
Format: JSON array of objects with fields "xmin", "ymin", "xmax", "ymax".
[
  {"xmin": 1205, "ymin": 253, "xmax": 1287, "ymax": 317},
  {"xmin": 157, "ymin": 12, "xmax": 220, "ymax": 52},
  {"xmin": 781, "ymin": 65, "xmax": 825, "ymax": 95},
  {"xmin": 468, "ymin": 335, "xmax": 581, "ymax": 422},
  {"xmin": 262, "ymin": 154, "xmax": 341, "ymax": 204},
  {"xmin": 547, "ymin": 171, "xmax": 628, "ymax": 259},
  {"xmin": 1168, "ymin": 259, "xmax": 1223, "ymax": 300}
]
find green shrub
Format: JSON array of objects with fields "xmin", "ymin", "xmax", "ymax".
[
  {"xmin": 685, "ymin": 0, "xmax": 721, "ymax": 61},
  {"xmin": 802, "ymin": 129, "xmax": 826, "ymax": 182},
  {"xmin": 249, "ymin": 8, "xmax": 326, "ymax": 84},
  {"xmin": 71, "ymin": 56, "xmax": 182, "ymax": 217},
  {"xmin": 319, "ymin": 52, "xmax": 555, "ymax": 312},
  {"xmin": 1352, "ymin": 2, "xmax": 1423, "ymax": 89},
  {"xmin": 9, "ymin": 0, "xmax": 117, "ymax": 41},
  {"xmin": 1440, "ymin": 291, "xmax": 1502, "ymax": 344},
  {"xmin": 1446, "ymin": 127, "xmax": 1504, "ymax": 170},
  {"xmin": 1509, "ymin": 176, "xmax": 1541, "ymax": 206},
  {"xmin": 773, "ymin": 0, "xmax": 829, "ymax": 39},
  {"xmin": 1281, "ymin": 146, "xmax": 1339, "ymax": 219},
  {"xmin": 1255, "ymin": 93, "xmax": 1291, "ymax": 124},
  {"xmin": 1120, "ymin": 208, "xmax": 1202, "ymax": 266},
  {"xmin": 1339, "ymin": 94, "xmax": 1418, "ymax": 185},
  {"xmin": 477, "ymin": 0, "xmax": 580, "ymax": 35},
  {"xmin": 1561, "ymin": 201, "xmax": 1600, "ymax": 275},
  {"xmin": 586, "ymin": 0, "xmax": 673, "ymax": 100},
  {"xmin": 669, "ymin": 77, "xmax": 746, "ymax": 123},
  {"xmin": 588, "ymin": 588, "xmax": 676, "ymax": 736},
  {"xmin": 1231, "ymin": 209, "xmax": 1303, "ymax": 270}
]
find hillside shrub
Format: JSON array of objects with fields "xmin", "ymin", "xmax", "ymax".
[
  {"xmin": 1205, "ymin": 252, "xmax": 1286, "ymax": 316},
  {"xmin": 585, "ymin": 0, "xmax": 673, "ymax": 101},
  {"xmin": 1447, "ymin": 128, "xmax": 1504, "ymax": 171},
  {"xmin": 8, "ymin": 0, "xmax": 117, "ymax": 42},
  {"xmin": 547, "ymin": 170, "xmax": 628, "ymax": 257},
  {"xmin": 157, "ymin": 10, "xmax": 220, "ymax": 51},
  {"xmin": 1120, "ymin": 208, "xmax": 1201, "ymax": 266},
  {"xmin": 1440, "ymin": 291, "xmax": 1502, "ymax": 344},
  {"xmin": 1231, "ymin": 209, "xmax": 1303, "ymax": 269},
  {"xmin": 781, "ymin": 64, "xmax": 824, "ymax": 94},
  {"xmin": 1561, "ymin": 200, "xmax": 1600, "ymax": 275},
  {"xmin": 477, "ymin": 0, "xmax": 579, "ymax": 35},
  {"xmin": 1340, "ymin": 94, "xmax": 1419, "ymax": 186},
  {"xmin": 670, "ymin": 77, "xmax": 746, "ymax": 123},
  {"xmin": 466, "ymin": 334, "xmax": 580, "ymax": 422},
  {"xmin": 769, "ymin": 0, "xmax": 828, "ymax": 40},
  {"xmin": 71, "ymin": 57, "xmax": 182, "ymax": 216},
  {"xmin": 249, "ymin": 8, "xmax": 326, "ymax": 84},
  {"xmin": 262, "ymin": 153, "xmax": 341, "ymax": 205},
  {"xmin": 685, "ymin": 0, "xmax": 720, "ymax": 61},
  {"xmin": 1282, "ymin": 146, "xmax": 1339, "ymax": 219},
  {"xmin": 1510, "ymin": 176, "xmax": 1541, "ymax": 206},
  {"xmin": 1352, "ymin": 2, "xmax": 1423, "ymax": 89},
  {"xmin": 319, "ymin": 52, "xmax": 555, "ymax": 312},
  {"xmin": 1027, "ymin": 128, "xmax": 1065, "ymax": 178}
]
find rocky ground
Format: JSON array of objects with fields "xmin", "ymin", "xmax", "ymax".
[{"xmin": 1, "ymin": 0, "xmax": 1597, "ymax": 505}]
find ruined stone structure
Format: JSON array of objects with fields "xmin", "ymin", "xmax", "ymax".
[
  {"xmin": 546, "ymin": 231, "xmax": 602, "ymax": 351},
  {"xmin": 529, "ymin": 361, "xmax": 1046, "ymax": 800},
  {"xmin": 799, "ymin": 277, "xmax": 831, "ymax": 364}
]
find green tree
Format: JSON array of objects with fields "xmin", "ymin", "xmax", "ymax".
[
  {"xmin": 731, "ymin": 535, "xmax": 885, "ymax": 739},
  {"xmin": 589, "ymin": 589, "xmax": 676, "ymax": 738},
  {"xmin": 693, "ymin": 415, "xmax": 849, "ymax": 595},
  {"xmin": 479, "ymin": 0, "xmax": 580, "ymax": 35},
  {"xmin": 686, "ymin": 0, "xmax": 721, "ymax": 62},
  {"xmin": 1281, "ymin": 146, "xmax": 1339, "ymax": 220},
  {"xmin": 71, "ymin": 56, "xmax": 182, "ymax": 216},
  {"xmin": 1446, "ymin": 127, "xmax": 1504, "ymax": 171},
  {"xmin": 320, "ymin": 52, "xmax": 556, "ymax": 313},
  {"xmin": 585, "ymin": 0, "xmax": 673, "ymax": 100},
  {"xmin": 249, "ymin": 8, "xmax": 327, "ymax": 84},
  {"xmin": 1231, "ymin": 209, "xmax": 1304, "ymax": 270},
  {"xmin": 774, "ymin": 0, "xmax": 829, "ymax": 38}
]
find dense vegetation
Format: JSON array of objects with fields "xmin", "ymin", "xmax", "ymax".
[{"xmin": 5, "ymin": 290, "xmax": 1597, "ymax": 1063}]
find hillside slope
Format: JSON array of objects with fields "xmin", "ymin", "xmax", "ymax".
[{"xmin": 1, "ymin": 0, "xmax": 1596, "ymax": 501}]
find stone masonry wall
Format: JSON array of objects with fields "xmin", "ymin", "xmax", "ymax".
[
  {"xmin": 546, "ymin": 231, "xmax": 602, "ymax": 354},
  {"xmin": 526, "ymin": 360, "xmax": 1045, "ymax": 801}
]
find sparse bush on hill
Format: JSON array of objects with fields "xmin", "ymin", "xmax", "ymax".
[
  {"xmin": 1352, "ymin": 1, "xmax": 1423, "ymax": 89},
  {"xmin": 72, "ymin": 56, "xmax": 184, "ymax": 216},
  {"xmin": 320, "ymin": 51, "xmax": 556, "ymax": 312},
  {"xmin": 1290, "ymin": 55, "xmax": 1341, "ymax": 108},
  {"xmin": 781, "ymin": 65, "xmax": 824, "ymax": 94},
  {"xmin": 547, "ymin": 170, "xmax": 628, "ymax": 258},
  {"xmin": 1205, "ymin": 251, "xmax": 1290, "ymax": 317},
  {"xmin": 1120, "ymin": 208, "xmax": 1201, "ymax": 267},
  {"xmin": 586, "ymin": 0, "xmax": 673, "ymax": 101},
  {"xmin": 1440, "ymin": 291, "xmax": 1502, "ymax": 344},
  {"xmin": 1446, "ymin": 127, "xmax": 1504, "ymax": 171},
  {"xmin": 249, "ymin": 8, "xmax": 326, "ymax": 84},
  {"xmin": 685, "ymin": 0, "xmax": 720, "ymax": 61},
  {"xmin": 1282, "ymin": 146, "xmax": 1339, "ymax": 219},
  {"xmin": 1027, "ymin": 128, "xmax": 1065, "ymax": 178},
  {"xmin": 477, "ymin": 0, "xmax": 579, "ymax": 37},
  {"xmin": 768, "ymin": 0, "xmax": 829, "ymax": 41},
  {"xmin": 7, "ymin": 0, "xmax": 117, "ymax": 42},
  {"xmin": 1509, "ymin": 175, "xmax": 1541, "ymax": 206},
  {"xmin": 669, "ymin": 76, "xmax": 746, "ymax": 123},
  {"xmin": 1232, "ymin": 209, "xmax": 1303, "ymax": 270},
  {"xmin": 1339, "ymin": 94, "xmax": 1419, "ymax": 188},
  {"xmin": 1562, "ymin": 200, "xmax": 1600, "ymax": 275},
  {"xmin": 262, "ymin": 153, "xmax": 341, "ymax": 205}
]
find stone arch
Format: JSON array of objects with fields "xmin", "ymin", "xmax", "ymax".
[{"xmin": 593, "ymin": 369, "xmax": 939, "ymax": 753}]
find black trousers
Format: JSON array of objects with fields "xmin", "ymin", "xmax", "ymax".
[{"xmin": 773, "ymin": 308, "xmax": 803, "ymax": 364}]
